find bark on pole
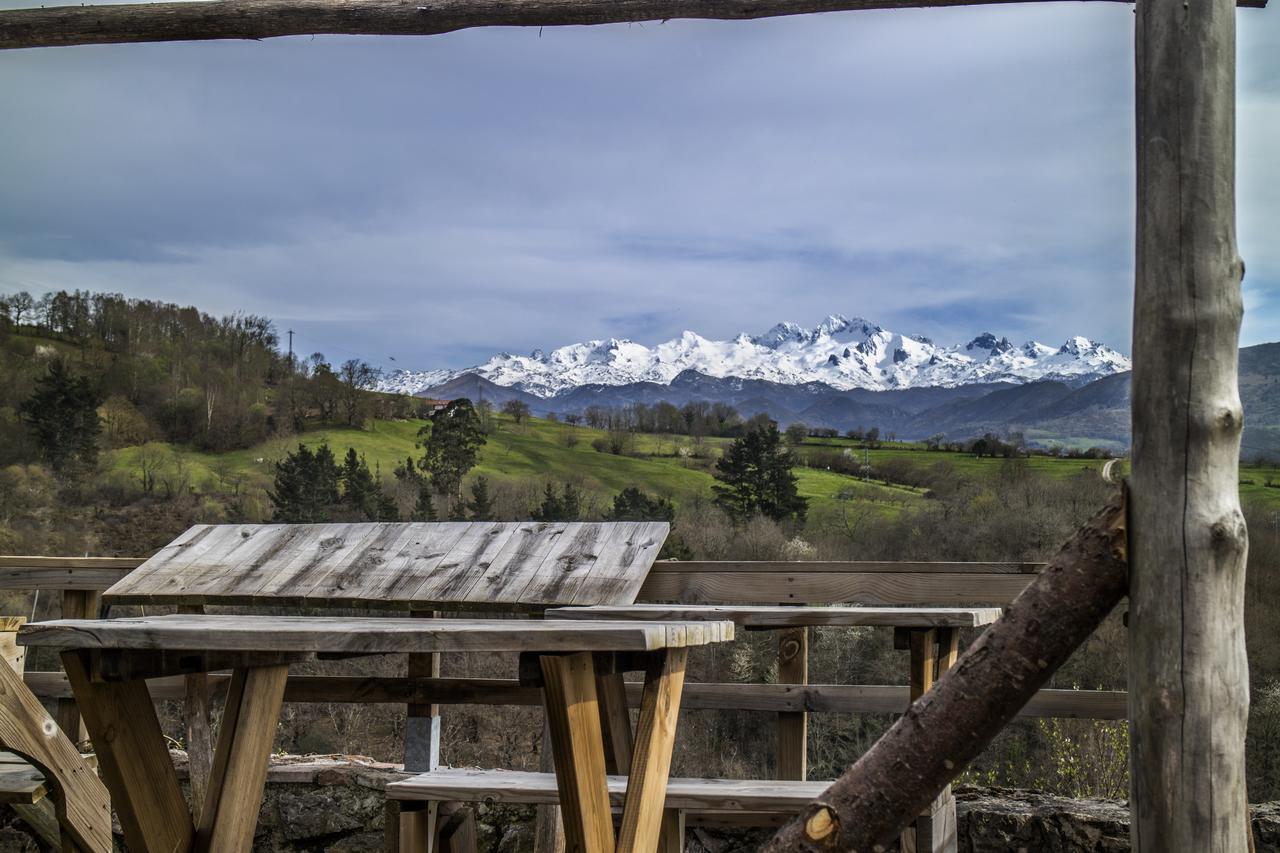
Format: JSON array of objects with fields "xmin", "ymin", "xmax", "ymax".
[
  {"xmin": 0, "ymin": 0, "xmax": 1266, "ymax": 50},
  {"xmin": 761, "ymin": 494, "xmax": 1128, "ymax": 853},
  {"xmin": 1131, "ymin": 0, "xmax": 1250, "ymax": 847}
]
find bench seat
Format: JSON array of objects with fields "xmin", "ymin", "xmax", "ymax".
[{"xmin": 387, "ymin": 768, "xmax": 829, "ymax": 812}]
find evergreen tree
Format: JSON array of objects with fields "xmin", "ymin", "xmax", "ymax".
[
  {"xmin": 417, "ymin": 399, "xmax": 487, "ymax": 510},
  {"xmin": 339, "ymin": 447, "xmax": 390, "ymax": 520},
  {"xmin": 412, "ymin": 481, "xmax": 438, "ymax": 521},
  {"xmin": 467, "ymin": 476, "xmax": 495, "ymax": 521},
  {"xmin": 269, "ymin": 443, "xmax": 342, "ymax": 522},
  {"xmin": 606, "ymin": 487, "xmax": 676, "ymax": 522},
  {"xmin": 713, "ymin": 421, "xmax": 808, "ymax": 523},
  {"xmin": 531, "ymin": 482, "xmax": 582, "ymax": 522},
  {"xmin": 20, "ymin": 357, "xmax": 103, "ymax": 473}
]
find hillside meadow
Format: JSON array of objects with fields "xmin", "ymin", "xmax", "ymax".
[{"xmin": 104, "ymin": 413, "xmax": 1280, "ymax": 520}]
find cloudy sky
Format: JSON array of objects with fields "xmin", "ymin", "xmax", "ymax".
[{"xmin": 1, "ymin": 3, "xmax": 1277, "ymax": 371}]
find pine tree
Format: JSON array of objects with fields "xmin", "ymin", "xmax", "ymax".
[
  {"xmin": 606, "ymin": 487, "xmax": 676, "ymax": 522},
  {"xmin": 412, "ymin": 481, "xmax": 438, "ymax": 521},
  {"xmin": 269, "ymin": 443, "xmax": 342, "ymax": 522},
  {"xmin": 20, "ymin": 357, "xmax": 103, "ymax": 473},
  {"xmin": 713, "ymin": 421, "xmax": 808, "ymax": 523},
  {"xmin": 531, "ymin": 482, "xmax": 581, "ymax": 522},
  {"xmin": 339, "ymin": 447, "xmax": 380, "ymax": 519},
  {"xmin": 467, "ymin": 476, "xmax": 495, "ymax": 521}
]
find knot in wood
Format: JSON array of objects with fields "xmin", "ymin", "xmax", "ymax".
[{"xmin": 803, "ymin": 804, "xmax": 838, "ymax": 845}]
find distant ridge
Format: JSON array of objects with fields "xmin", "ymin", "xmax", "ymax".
[{"xmin": 379, "ymin": 314, "xmax": 1131, "ymax": 398}]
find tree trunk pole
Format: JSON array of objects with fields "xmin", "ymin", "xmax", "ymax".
[
  {"xmin": 1131, "ymin": 0, "xmax": 1249, "ymax": 847},
  {"xmin": 761, "ymin": 494, "xmax": 1128, "ymax": 853}
]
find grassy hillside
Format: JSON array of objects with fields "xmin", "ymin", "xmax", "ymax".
[{"xmin": 105, "ymin": 413, "xmax": 1280, "ymax": 519}]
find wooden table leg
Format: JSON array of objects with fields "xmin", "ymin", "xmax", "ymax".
[
  {"xmin": 596, "ymin": 668, "xmax": 634, "ymax": 776},
  {"xmin": 616, "ymin": 648, "xmax": 687, "ymax": 853},
  {"xmin": 196, "ymin": 664, "xmax": 289, "ymax": 853},
  {"xmin": 540, "ymin": 651, "xmax": 615, "ymax": 853},
  {"xmin": 61, "ymin": 650, "xmax": 193, "ymax": 853}
]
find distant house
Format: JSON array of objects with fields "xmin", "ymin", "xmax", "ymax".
[{"xmin": 421, "ymin": 398, "xmax": 452, "ymax": 413}]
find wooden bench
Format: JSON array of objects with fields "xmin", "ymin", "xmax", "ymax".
[{"xmin": 389, "ymin": 768, "xmax": 831, "ymax": 851}]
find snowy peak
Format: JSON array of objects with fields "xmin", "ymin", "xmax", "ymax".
[{"xmin": 377, "ymin": 315, "xmax": 1132, "ymax": 398}]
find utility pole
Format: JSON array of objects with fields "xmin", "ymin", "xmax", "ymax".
[{"xmin": 287, "ymin": 329, "xmax": 294, "ymax": 370}]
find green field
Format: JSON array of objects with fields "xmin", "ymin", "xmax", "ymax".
[{"xmin": 106, "ymin": 414, "xmax": 1280, "ymax": 517}]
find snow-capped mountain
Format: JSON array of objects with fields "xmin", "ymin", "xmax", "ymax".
[{"xmin": 378, "ymin": 315, "xmax": 1131, "ymax": 398}]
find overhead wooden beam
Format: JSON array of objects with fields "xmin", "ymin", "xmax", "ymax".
[
  {"xmin": 1130, "ymin": 0, "xmax": 1250, "ymax": 846},
  {"xmin": 760, "ymin": 494, "xmax": 1128, "ymax": 853},
  {"xmin": 0, "ymin": 0, "xmax": 1265, "ymax": 51}
]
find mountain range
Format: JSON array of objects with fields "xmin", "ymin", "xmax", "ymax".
[
  {"xmin": 377, "ymin": 318, "xmax": 1279, "ymax": 455},
  {"xmin": 380, "ymin": 315, "xmax": 1131, "ymax": 397}
]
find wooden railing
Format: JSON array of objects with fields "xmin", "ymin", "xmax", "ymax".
[{"xmin": 0, "ymin": 555, "xmax": 1126, "ymax": 778}]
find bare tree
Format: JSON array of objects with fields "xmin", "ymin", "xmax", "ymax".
[{"xmin": 338, "ymin": 359, "xmax": 380, "ymax": 427}]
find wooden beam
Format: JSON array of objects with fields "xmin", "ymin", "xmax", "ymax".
[
  {"xmin": 0, "ymin": 0, "xmax": 1266, "ymax": 51},
  {"xmin": 61, "ymin": 651, "xmax": 193, "ymax": 853},
  {"xmin": 1131, "ymin": 0, "xmax": 1250, "ymax": 846},
  {"xmin": 760, "ymin": 495, "xmax": 1128, "ymax": 853},
  {"xmin": 775, "ymin": 627, "xmax": 808, "ymax": 781},
  {"xmin": 616, "ymin": 648, "xmax": 687, "ymax": 853},
  {"xmin": 539, "ymin": 652, "xmax": 615, "ymax": 853},
  {"xmin": 639, "ymin": 571, "xmax": 1035, "ymax": 606}
]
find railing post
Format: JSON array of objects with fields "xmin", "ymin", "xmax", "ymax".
[
  {"xmin": 776, "ymin": 626, "xmax": 808, "ymax": 780},
  {"xmin": 55, "ymin": 589, "xmax": 99, "ymax": 745}
]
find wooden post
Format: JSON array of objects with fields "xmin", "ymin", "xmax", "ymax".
[
  {"xmin": 1132, "ymin": 0, "xmax": 1249, "ymax": 847},
  {"xmin": 406, "ymin": 609, "xmax": 441, "ymax": 773},
  {"xmin": 55, "ymin": 590, "xmax": 99, "ymax": 745},
  {"xmin": 776, "ymin": 627, "xmax": 808, "ymax": 781},
  {"xmin": 179, "ymin": 603, "xmax": 214, "ymax": 815}
]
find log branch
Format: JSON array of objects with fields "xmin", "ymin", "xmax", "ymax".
[
  {"xmin": 0, "ymin": 0, "xmax": 1266, "ymax": 51},
  {"xmin": 761, "ymin": 492, "xmax": 1128, "ymax": 853}
]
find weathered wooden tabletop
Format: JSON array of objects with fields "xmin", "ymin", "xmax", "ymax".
[
  {"xmin": 104, "ymin": 521, "xmax": 669, "ymax": 609},
  {"xmin": 545, "ymin": 603, "xmax": 1002, "ymax": 628},
  {"xmin": 19, "ymin": 614, "xmax": 734, "ymax": 655}
]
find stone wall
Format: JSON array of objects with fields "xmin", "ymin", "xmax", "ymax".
[{"xmin": 2, "ymin": 755, "xmax": 1278, "ymax": 852}]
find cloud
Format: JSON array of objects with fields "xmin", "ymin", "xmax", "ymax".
[{"xmin": 0, "ymin": 3, "xmax": 1276, "ymax": 369}]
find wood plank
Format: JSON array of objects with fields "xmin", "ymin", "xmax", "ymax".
[
  {"xmin": 775, "ymin": 627, "xmax": 807, "ymax": 782},
  {"xmin": 561, "ymin": 522, "xmax": 668, "ymax": 607},
  {"xmin": 470, "ymin": 523, "xmax": 575, "ymax": 606},
  {"xmin": 180, "ymin": 603, "xmax": 215, "ymax": 819},
  {"xmin": 0, "ymin": 766, "xmax": 48, "ymax": 804},
  {"xmin": 388, "ymin": 769, "xmax": 832, "ymax": 811},
  {"xmin": 405, "ymin": 609, "xmax": 442, "ymax": 774},
  {"xmin": 505, "ymin": 523, "xmax": 618, "ymax": 608},
  {"xmin": 647, "ymin": 561, "xmax": 1043, "ymax": 575},
  {"xmin": 196, "ymin": 665, "xmax": 290, "ymax": 851},
  {"xmin": 0, "ymin": 562, "xmax": 134, "ymax": 592},
  {"xmin": 617, "ymin": 648, "xmax": 686, "ymax": 853},
  {"xmin": 351, "ymin": 522, "xmax": 479, "ymax": 605},
  {"xmin": 539, "ymin": 652, "xmax": 615, "ymax": 853},
  {"xmin": 549, "ymin": 604, "xmax": 1002, "ymax": 628},
  {"xmin": 104, "ymin": 524, "xmax": 244, "ymax": 599},
  {"xmin": 398, "ymin": 803, "xmax": 433, "ymax": 853},
  {"xmin": 636, "ymin": 572, "xmax": 1033, "ymax": 606},
  {"xmin": 60, "ymin": 650, "xmax": 184, "ymax": 853},
  {"xmin": 19, "ymin": 670, "xmax": 1130, "ymax": 718},
  {"xmin": 13, "ymin": 799, "xmax": 60, "ymax": 849},
  {"xmin": 21, "ymin": 615, "xmax": 733, "ymax": 654},
  {"xmin": 403, "ymin": 522, "xmax": 518, "ymax": 605}
]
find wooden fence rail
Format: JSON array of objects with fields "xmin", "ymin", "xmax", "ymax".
[{"xmin": 1, "ymin": 554, "xmax": 1125, "ymax": 787}]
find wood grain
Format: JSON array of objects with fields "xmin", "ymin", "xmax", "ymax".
[
  {"xmin": 617, "ymin": 648, "xmax": 687, "ymax": 853},
  {"xmin": 103, "ymin": 522, "xmax": 669, "ymax": 610},
  {"xmin": 60, "ymin": 650, "xmax": 187, "ymax": 853},
  {"xmin": 776, "ymin": 627, "xmax": 808, "ymax": 782},
  {"xmin": 388, "ymin": 769, "xmax": 831, "ymax": 812},
  {"xmin": 637, "ymin": 571, "xmax": 1033, "ymax": 606},
  {"xmin": 548, "ymin": 604, "xmax": 1001, "ymax": 628},
  {"xmin": 539, "ymin": 652, "xmax": 615, "ymax": 853},
  {"xmin": 1131, "ymin": 0, "xmax": 1250, "ymax": 847},
  {"xmin": 0, "ymin": 0, "xmax": 1266, "ymax": 50},
  {"xmin": 21, "ymin": 614, "xmax": 733, "ymax": 654},
  {"xmin": 197, "ymin": 665, "xmax": 290, "ymax": 851}
]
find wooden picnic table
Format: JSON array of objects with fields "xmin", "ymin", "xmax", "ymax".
[
  {"xmin": 20, "ymin": 613, "xmax": 734, "ymax": 853},
  {"xmin": 547, "ymin": 603, "xmax": 1002, "ymax": 853}
]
